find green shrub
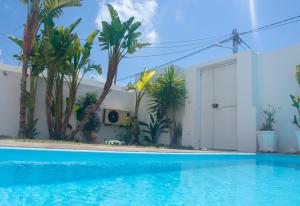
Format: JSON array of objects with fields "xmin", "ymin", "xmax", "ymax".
[{"xmin": 76, "ymin": 92, "xmax": 101, "ymax": 142}]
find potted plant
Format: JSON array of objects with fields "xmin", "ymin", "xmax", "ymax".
[{"xmin": 257, "ymin": 105, "xmax": 277, "ymax": 152}]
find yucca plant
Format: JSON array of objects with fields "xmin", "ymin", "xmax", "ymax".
[
  {"xmin": 71, "ymin": 4, "xmax": 149, "ymax": 137},
  {"xmin": 17, "ymin": 0, "xmax": 81, "ymax": 138},
  {"xmin": 148, "ymin": 65, "xmax": 185, "ymax": 145},
  {"xmin": 139, "ymin": 113, "xmax": 170, "ymax": 144}
]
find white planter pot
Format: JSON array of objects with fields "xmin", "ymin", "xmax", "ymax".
[
  {"xmin": 296, "ymin": 131, "xmax": 300, "ymax": 151},
  {"xmin": 257, "ymin": 131, "xmax": 277, "ymax": 152}
]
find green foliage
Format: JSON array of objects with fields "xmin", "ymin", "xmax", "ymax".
[
  {"xmin": 25, "ymin": 119, "xmax": 39, "ymax": 139},
  {"xmin": 296, "ymin": 65, "xmax": 300, "ymax": 85},
  {"xmin": 76, "ymin": 92, "xmax": 101, "ymax": 134},
  {"xmin": 125, "ymin": 69, "xmax": 156, "ymax": 144},
  {"xmin": 291, "ymin": 95, "xmax": 300, "ymax": 128},
  {"xmin": 8, "ymin": 35, "xmax": 46, "ymax": 76},
  {"xmin": 72, "ymin": 4, "xmax": 149, "ymax": 138},
  {"xmin": 148, "ymin": 65, "xmax": 185, "ymax": 117},
  {"xmin": 139, "ymin": 114, "xmax": 170, "ymax": 144},
  {"xmin": 121, "ymin": 117, "xmax": 140, "ymax": 145},
  {"xmin": 174, "ymin": 122, "xmax": 182, "ymax": 141},
  {"xmin": 42, "ymin": 0, "xmax": 82, "ymax": 18},
  {"xmin": 260, "ymin": 105, "xmax": 277, "ymax": 131},
  {"xmin": 147, "ymin": 65, "xmax": 185, "ymax": 145},
  {"xmin": 98, "ymin": 4, "xmax": 149, "ymax": 59}
]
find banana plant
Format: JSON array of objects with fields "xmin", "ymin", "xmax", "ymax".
[
  {"xmin": 8, "ymin": 35, "xmax": 46, "ymax": 138},
  {"xmin": 17, "ymin": 0, "xmax": 81, "ymax": 138},
  {"xmin": 126, "ymin": 69, "xmax": 156, "ymax": 144},
  {"xmin": 42, "ymin": 18, "xmax": 81, "ymax": 139},
  {"xmin": 61, "ymin": 30, "xmax": 102, "ymax": 138},
  {"xmin": 127, "ymin": 69, "xmax": 156, "ymax": 117},
  {"xmin": 71, "ymin": 4, "xmax": 149, "ymax": 138},
  {"xmin": 41, "ymin": 18, "xmax": 101, "ymax": 139}
]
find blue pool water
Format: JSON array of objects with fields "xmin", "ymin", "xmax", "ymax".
[{"xmin": 0, "ymin": 148, "xmax": 300, "ymax": 206}]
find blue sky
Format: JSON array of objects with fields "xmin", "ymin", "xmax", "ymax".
[{"xmin": 1, "ymin": 0, "xmax": 300, "ymax": 84}]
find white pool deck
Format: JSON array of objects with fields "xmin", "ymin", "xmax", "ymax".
[{"xmin": 0, "ymin": 139, "xmax": 252, "ymax": 154}]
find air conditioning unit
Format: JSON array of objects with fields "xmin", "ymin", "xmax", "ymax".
[{"xmin": 103, "ymin": 109, "xmax": 129, "ymax": 126}]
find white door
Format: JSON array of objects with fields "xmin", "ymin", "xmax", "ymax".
[{"xmin": 200, "ymin": 63, "xmax": 237, "ymax": 150}]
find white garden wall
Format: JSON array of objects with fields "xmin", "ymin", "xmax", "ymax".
[
  {"xmin": 1, "ymin": 44, "xmax": 300, "ymax": 152},
  {"xmin": 256, "ymin": 44, "xmax": 300, "ymax": 153},
  {"xmin": 182, "ymin": 44, "xmax": 300, "ymax": 153},
  {"xmin": 0, "ymin": 64, "xmax": 134, "ymax": 142}
]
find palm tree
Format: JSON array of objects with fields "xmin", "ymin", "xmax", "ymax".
[
  {"xmin": 71, "ymin": 4, "xmax": 149, "ymax": 137},
  {"xmin": 18, "ymin": 0, "xmax": 81, "ymax": 138},
  {"xmin": 148, "ymin": 65, "xmax": 185, "ymax": 145}
]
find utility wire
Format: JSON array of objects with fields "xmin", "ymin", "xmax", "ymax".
[
  {"xmin": 125, "ymin": 40, "xmax": 217, "ymax": 58},
  {"xmin": 117, "ymin": 36, "xmax": 232, "ymax": 82},
  {"xmin": 118, "ymin": 14, "xmax": 300, "ymax": 82},
  {"xmin": 240, "ymin": 15, "xmax": 300, "ymax": 35}
]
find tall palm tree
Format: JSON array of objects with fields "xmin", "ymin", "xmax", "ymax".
[
  {"xmin": 71, "ymin": 4, "xmax": 149, "ymax": 137},
  {"xmin": 148, "ymin": 65, "xmax": 185, "ymax": 145},
  {"xmin": 18, "ymin": 0, "xmax": 81, "ymax": 138}
]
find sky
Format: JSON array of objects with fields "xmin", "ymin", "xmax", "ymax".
[{"xmin": 1, "ymin": 0, "xmax": 300, "ymax": 84}]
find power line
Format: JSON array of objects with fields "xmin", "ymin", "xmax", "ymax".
[
  {"xmin": 118, "ymin": 14, "xmax": 300, "ymax": 82},
  {"xmin": 117, "ymin": 36, "xmax": 232, "ymax": 82},
  {"xmin": 240, "ymin": 14, "xmax": 300, "ymax": 35},
  {"xmin": 125, "ymin": 40, "xmax": 217, "ymax": 58},
  {"xmin": 149, "ymin": 35, "xmax": 221, "ymax": 45}
]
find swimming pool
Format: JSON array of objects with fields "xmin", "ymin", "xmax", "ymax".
[{"xmin": 0, "ymin": 148, "xmax": 299, "ymax": 206}]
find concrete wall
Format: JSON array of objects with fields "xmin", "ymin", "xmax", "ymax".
[
  {"xmin": 256, "ymin": 44, "xmax": 300, "ymax": 153},
  {"xmin": 1, "ymin": 44, "xmax": 300, "ymax": 152},
  {"xmin": 182, "ymin": 52, "xmax": 257, "ymax": 152},
  {"xmin": 182, "ymin": 44, "xmax": 300, "ymax": 153},
  {"xmin": 0, "ymin": 64, "xmax": 134, "ymax": 142}
]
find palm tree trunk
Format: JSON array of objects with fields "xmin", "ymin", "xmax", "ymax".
[
  {"xmin": 61, "ymin": 77, "xmax": 77, "ymax": 137},
  {"xmin": 71, "ymin": 60, "xmax": 118, "ymax": 138},
  {"xmin": 27, "ymin": 75, "xmax": 38, "ymax": 125},
  {"xmin": 45, "ymin": 66, "xmax": 56, "ymax": 138},
  {"xmin": 169, "ymin": 108, "xmax": 177, "ymax": 145},
  {"xmin": 54, "ymin": 75, "xmax": 64, "ymax": 139},
  {"xmin": 18, "ymin": 59, "xmax": 29, "ymax": 138}
]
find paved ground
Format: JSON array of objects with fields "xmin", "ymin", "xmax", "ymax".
[{"xmin": 0, "ymin": 139, "xmax": 244, "ymax": 154}]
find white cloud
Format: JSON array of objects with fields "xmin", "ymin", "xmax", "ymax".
[
  {"xmin": 95, "ymin": 0, "xmax": 158, "ymax": 42},
  {"xmin": 249, "ymin": 0, "xmax": 257, "ymax": 28}
]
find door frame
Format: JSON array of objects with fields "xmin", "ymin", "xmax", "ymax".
[{"xmin": 199, "ymin": 59, "xmax": 238, "ymax": 150}]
